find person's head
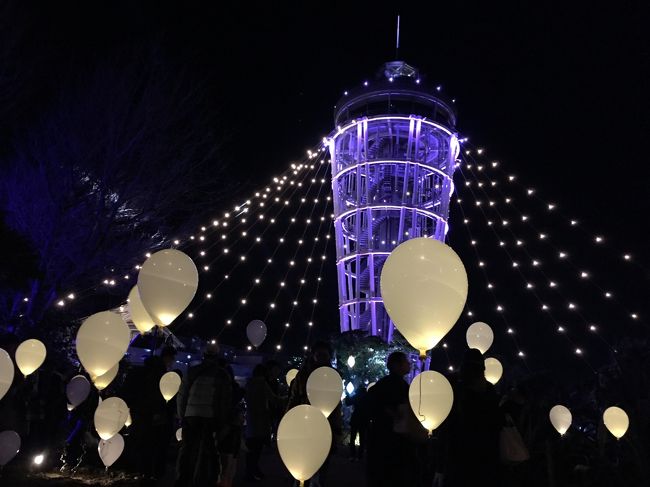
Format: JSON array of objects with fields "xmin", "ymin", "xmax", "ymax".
[
  {"xmin": 252, "ymin": 364, "xmax": 267, "ymax": 378},
  {"xmin": 461, "ymin": 348, "xmax": 485, "ymax": 383},
  {"xmin": 204, "ymin": 339, "xmax": 220, "ymax": 359},
  {"xmin": 160, "ymin": 346, "xmax": 176, "ymax": 370},
  {"xmin": 264, "ymin": 360, "xmax": 281, "ymax": 379},
  {"xmin": 387, "ymin": 351, "xmax": 411, "ymax": 376},
  {"xmin": 310, "ymin": 340, "xmax": 333, "ymax": 367}
]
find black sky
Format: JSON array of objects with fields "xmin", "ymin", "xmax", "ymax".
[{"xmin": 6, "ymin": 1, "xmax": 649, "ymax": 377}]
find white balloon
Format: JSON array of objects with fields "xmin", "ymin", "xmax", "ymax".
[
  {"xmin": 278, "ymin": 405, "xmax": 332, "ymax": 482},
  {"xmin": 246, "ymin": 320, "xmax": 267, "ymax": 347},
  {"xmin": 0, "ymin": 430, "xmax": 20, "ymax": 466},
  {"xmin": 15, "ymin": 339, "xmax": 47, "ymax": 377},
  {"xmin": 380, "ymin": 238, "xmax": 468, "ymax": 356},
  {"xmin": 549, "ymin": 405, "xmax": 572, "ymax": 436},
  {"xmin": 286, "ymin": 368, "xmax": 298, "ymax": 386},
  {"xmin": 127, "ymin": 286, "xmax": 156, "ymax": 334},
  {"xmin": 484, "ymin": 358, "xmax": 503, "ymax": 385},
  {"xmin": 466, "ymin": 322, "xmax": 494, "ymax": 354},
  {"xmin": 93, "ymin": 362, "xmax": 119, "ymax": 391},
  {"xmin": 603, "ymin": 406, "xmax": 629, "ymax": 439},
  {"xmin": 0, "ymin": 348, "xmax": 14, "ymax": 401},
  {"xmin": 76, "ymin": 311, "xmax": 130, "ymax": 377},
  {"xmin": 306, "ymin": 367, "xmax": 343, "ymax": 418},
  {"xmin": 408, "ymin": 371, "xmax": 454, "ymax": 433},
  {"xmin": 159, "ymin": 371, "xmax": 181, "ymax": 402},
  {"xmin": 137, "ymin": 249, "xmax": 198, "ymax": 326},
  {"xmin": 94, "ymin": 397, "xmax": 129, "ymax": 440},
  {"xmin": 176, "ymin": 428, "xmax": 182, "ymax": 442},
  {"xmin": 98, "ymin": 433, "xmax": 124, "ymax": 468},
  {"xmin": 66, "ymin": 375, "xmax": 91, "ymax": 407}
]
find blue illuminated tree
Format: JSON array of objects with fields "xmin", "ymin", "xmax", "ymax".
[{"xmin": 0, "ymin": 47, "xmax": 230, "ymax": 335}]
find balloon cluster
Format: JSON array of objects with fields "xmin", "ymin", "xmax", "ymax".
[
  {"xmin": 277, "ymin": 366, "xmax": 342, "ymax": 485},
  {"xmin": 0, "ymin": 248, "xmax": 198, "ymax": 469},
  {"xmin": 548, "ymin": 404, "xmax": 628, "ymax": 440}
]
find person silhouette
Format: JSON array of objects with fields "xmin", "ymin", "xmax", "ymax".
[
  {"xmin": 437, "ymin": 348, "xmax": 504, "ymax": 487},
  {"xmin": 365, "ymin": 351, "xmax": 419, "ymax": 487}
]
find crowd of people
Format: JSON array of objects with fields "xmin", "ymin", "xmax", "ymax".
[{"xmin": 0, "ymin": 332, "xmax": 648, "ymax": 487}]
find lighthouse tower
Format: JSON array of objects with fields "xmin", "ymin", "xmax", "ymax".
[{"xmin": 327, "ymin": 61, "xmax": 460, "ymax": 342}]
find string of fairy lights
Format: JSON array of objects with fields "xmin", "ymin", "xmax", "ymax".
[
  {"xmin": 23, "ymin": 118, "xmax": 644, "ymax": 367},
  {"xmin": 36, "ymin": 145, "xmax": 332, "ymax": 332},
  {"xmin": 456, "ymin": 164, "xmax": 598, "ymax": 371},
  {"xmin": 303, "ymin": 219, "xmax": 334, "ymax": 350},
  {"xmin": 460, "ymin": 151, "xmax": 645, "ymax": 331},
  {"xmin": 460, "ymin": 146, "xmax": 645, "ymax": 307},
  {"xmin": 452, "ymin": 144, "xmax": 646, "ymax": 370},
  {"xmin": 467, "ymin": 153, "xmax": 645, "ymax": 323},
  {"xmin": 37, "ymin": 160, "xmax": 303, "ymax": 310},
  {"xmin": 173, "ymin": 147, "xmax": 336, "ymax": 351},
  {"xmin": 271, "ymin": 195, "xmax": 334, "ymax": 352},
  {"xmin": 452, "ymin": 193, "xmax": 531, "ymax": 369},
  {"xmin": 459, "ymin": 163, "xmax": 622, "ymax": 355}
]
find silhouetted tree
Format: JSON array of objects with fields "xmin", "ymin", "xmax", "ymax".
[{"xmin": 0, "ymin": 44, "xmax": 231, "ymax": 335}]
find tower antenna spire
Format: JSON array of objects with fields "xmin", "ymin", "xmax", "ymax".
[{"xmin": 395, "ymin": 15, "xmax": 401, "ymax": 59}]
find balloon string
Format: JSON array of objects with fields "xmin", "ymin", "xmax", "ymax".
[{"xmin": 417, "ymin": 355, "xmax": 426, "ymax": 422}]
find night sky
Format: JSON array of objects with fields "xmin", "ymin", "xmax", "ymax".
[{"xmin": 4, "ymin": 2, "xmax": 648, "ymax": 379}]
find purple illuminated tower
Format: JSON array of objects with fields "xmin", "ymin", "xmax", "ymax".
[{"xmin": 327, "ymin": 61, "xmax": 460, "ymax": 342}]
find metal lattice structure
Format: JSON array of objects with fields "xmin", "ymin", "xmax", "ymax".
[{"xmin": 327, "ymin": 61, "xmax": 460, "ymax": 342}]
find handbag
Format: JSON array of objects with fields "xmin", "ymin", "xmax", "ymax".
[{"xmin": 499, "ymin": 414, "xmax": 530, "ymax": 464}]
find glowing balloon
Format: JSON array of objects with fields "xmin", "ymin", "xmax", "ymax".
[
  {"xmin": 176, "ymin": 428, "xmax": 182, "ymax": 442},
  {"xmin": 307, "ymin": 367, "xmax": 343, "ymax": 417},
  {"xmin": 0, "ymin": 348, "xmax": 14, "ymax": 401},
  {"xmin": 246, "ymin": 320, "xmax": 267, "ymax": 347},
  {"xmin": 380, "ymin": 238, "xmax": 468, "ymax": 356},
  {"xmin": 549, "ymin": 405, "xmax": 572, "ymax": 436},
  {"xmin": 93, "ymin": 362, "xmax": 119, "ymax": 391},
  {"xmin": 0, "ymin": 431, "xmax": 20, "ymax": 466},
  {"xmin": 137, "ymin": 249, "xmax": 198, "ymax": 326},
  {"xmin": 466, "ymin": 322, "xmax": 494, "ymax": 354},
  {"xmin": 159, "ymin": 371, "xmax": 181, "ymax": 402},
  {"xmin": 15, "ymin": 339, "xmax": 46, "ymax": 377},
  {"xmin": 66, "ymin": 375, "xmax": 91, "ymax": 407},
  {"xmin": 76, "ymin": 311, "xmax": 130, "ymax": 377},
  {"xmin": 94, "ymin": 397, "xmax": 129, "ymax": 440},
  {"xmin": 127, "ymin": 286, "xmax": 155, "ymax": 334},
  {"xmin": 408, "ymin": 371, "xmax": 454, "ymax": 433},
  {"xmin": 484, "ymin": 358, "xmax": 503, "ymax": 385},
  {"xmin": 98, "ymin": 433, "xmax": 124, "ymax": 468},
  {"xmin": 603, "ymin": 406, "xmax": 629, "ymax": 439},
  {"xmin": 286, "ymin": 368, "xmax": 298, "ymax": 386},
  {"xmin": 278, "ymin": 405, "xmax": 332, "ymax": 483}
]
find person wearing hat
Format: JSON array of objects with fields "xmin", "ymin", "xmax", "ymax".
[{"xmin": 175, "ymin": 340, "xmax": 232, "ymax": 487}]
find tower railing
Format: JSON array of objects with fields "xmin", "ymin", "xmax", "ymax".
[{"xmin": 328, "ymin": 113, "xmax": 459, "ymax": 341}]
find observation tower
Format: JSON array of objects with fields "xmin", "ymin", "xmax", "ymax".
[{"xmin": 326, "ymin": 61, "xmax": 460, "ymax": 343}]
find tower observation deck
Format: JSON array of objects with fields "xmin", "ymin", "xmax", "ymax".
[{"xmin": 326, "ymin": 61, "xmax": 460, "ymax": 342}]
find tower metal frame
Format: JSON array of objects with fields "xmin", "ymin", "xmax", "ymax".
[{"xmin": 327, "ymin": 63, "xmax": 460, "ymax": 343}]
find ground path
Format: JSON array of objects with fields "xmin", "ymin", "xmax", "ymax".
[{"xmin": 4, "ymin": 441, "xmax": 366, "ymax": 487}]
